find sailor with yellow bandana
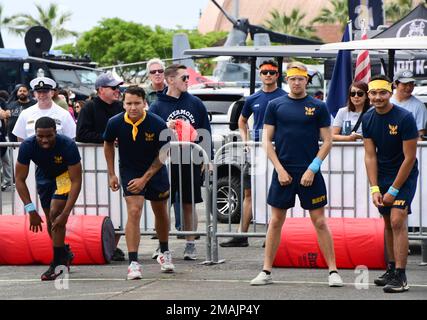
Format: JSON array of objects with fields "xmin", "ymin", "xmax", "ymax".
[{"xmin": 362, "ymin": 75, "xmax": 419, "ymax": 293}]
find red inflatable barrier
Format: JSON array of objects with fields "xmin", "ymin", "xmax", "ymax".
[
  {"xmin": 0, "ymin": 215, "xmax": 115, "ymax": 265},
  {"xmin": 273, "ymin": 218, "xmax": 386, "ymax": 270}
]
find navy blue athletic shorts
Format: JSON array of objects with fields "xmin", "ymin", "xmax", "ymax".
[
  {"xmin": 170, "ymin": 163, "xmax": 203, "ymax": 204},
  {"xmin": 377, "ymin": 172, "xmax": 418, "ymax": 215},
  {"xmin": 36, "ymin": 179, "xmax": 68, "ymax": 209},
  {"xmin": 120, "ymin": 167, "xmax": 170, "ymax": 201},
  {"xmin": 267, "ymin": 170, "xmax": 328, "ymax": 210}
]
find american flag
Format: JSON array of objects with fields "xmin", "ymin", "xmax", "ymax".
[{"xmin": 354, "ymin": 26, "xmax": 371, "ymax": 83}]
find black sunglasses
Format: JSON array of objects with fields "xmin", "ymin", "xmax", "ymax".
[
  {"xmin": 350, "ymin": 91, "xmax": 365, "ymax": 97},
  {"xmin": 149, "ymin": 69, "xmax": 164, "ymax": 75},
  {"xmin": 180, "ymin": 75, "xmax": 190, "ymax": 81},
  {"xmin": 103, "ymin": 85, "xmax": 120, "ymax": 90},
  {"xmin": 260, "ymin": 70, "xmax": 278, "ymax": 76}
]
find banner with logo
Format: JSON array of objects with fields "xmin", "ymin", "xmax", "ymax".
[
  {"xmin": 348, "ymin": 0, "xmax": 384, "ymax": 30},
  {"xmin": 374, "ymin": 4, "xmax": 427, "ymax": 38}
]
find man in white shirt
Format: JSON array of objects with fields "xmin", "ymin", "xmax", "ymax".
[
  {"xmin": 391, "ymin": 69, "xmax": 427, "ymax": 139},
  {"xmin": 12, "ymin": 77, "xmax": 76, "ymax": 141}
]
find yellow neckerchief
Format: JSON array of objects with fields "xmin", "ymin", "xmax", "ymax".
[{"xmin": 124, "ymin": 112, "xmax": 146, "ymax": 141}]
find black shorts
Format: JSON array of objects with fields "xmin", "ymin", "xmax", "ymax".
[
  {"xmin": 120, "ymin": 166, "xmax": 170, "ymax": 201},
  {"xmin": 36, "ymin": 179, "xmax": 68, "ymax": 209},
  {"xmin": 377, "ymin": 172, "xmax": 418, "ymax": 215},
  {"xmin": 267, "ymin": 170, "xmax": 327, "ymax": 210},
  {"xmin": 170, "ymin": 163, "xmax": 203, "ymax": 204}
]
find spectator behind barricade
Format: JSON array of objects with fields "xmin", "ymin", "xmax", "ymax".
[
  {"xmin": 391, "ymin": 69, "xmax": 427, "ymax": 140},
  {"xmin": 150, "ymin": 64, "xmax": 212, "ymax": 261},
  {"xmin": 76, "ymin": 72, "xmax": 123, "ymax": 143},
  {"xmin": 53, "ymin": 87, "xmax": 70, "ymax": 110},
  {"xmin": 144, "ymin": 58, "xmax": 166, "ymax": 107},
  {"xmin": 5, "ymin": 84, "xmax": 36, "ymax": 142},
  {"xmin": 75, "ymin": 71, "xmax": 125, "ymax": 262},
  {"xmin": 58, "ymin": 89, "xmax": 76, "ymax": 121},
  {"xmin": 0, "ymin": 90, "xmax": 14, "ymax": 191},
  {"xmin": 314, "ymin": 90, "xmax": 324, "ymax": 101},
  {"xmin": 332, "ymin": 81, "xmax": 370, "ymax": 141},
  {"xmin": 74, "ymin": 100, "xmax": 86, "ymax": 119}
]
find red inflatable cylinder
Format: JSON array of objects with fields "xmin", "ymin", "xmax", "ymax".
[
  {"xmin": 0, "ymin": 215, "xmax": 115, "ymax": 265},
  {"xmin": 273, "ymin": 218, "xmax": 386, "ymax": 270}
]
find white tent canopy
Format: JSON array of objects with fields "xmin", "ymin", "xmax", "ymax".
[{"xmin": 318, "ymin": 36, "xmax": 427, "ymax": 51}]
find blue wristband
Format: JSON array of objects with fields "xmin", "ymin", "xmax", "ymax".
[
  {"xmin": 388, "ymin": 186, "xmax": 399, "ymax": 197},
  {"xmin": 308, "ymin": 157, "xmax": 323, "ymax": 174},
  {"xmin": 24, "ymin": 203, "xmax": 36, "ymax": 214}
]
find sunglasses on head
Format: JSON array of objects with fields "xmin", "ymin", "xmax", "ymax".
[
  {"xmin": 350, "ymin": 91, "xmax": 365, "ymax": 97},
  {"xmin": 149, "ymin": 69, "xmax": 164, "ymax": 75},
  {"xmin": 180, "ymin": 75, "xmax": 190, "ymax": 81},
  {"xmin": 260, "ymin": 70, "xmax": 278, "ymax": 76}
]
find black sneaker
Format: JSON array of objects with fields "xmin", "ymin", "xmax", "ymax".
[
  {"xmin": 220, "ymin": 237, "xmax": 249, "ymax": 248},
  {"xmin": 177, "ymin": 235, "xmax": 201, "ymax": 240},
  {"xmin": 65, "ymin": 244, "xmax": 74, "ymax": 271},
  {"xmin": 374, "ymin": 269, "xmax": 395, "ymax": 286},
  {"xmin": 41, "ymin": 263, "xmax": 64, "ymax": 281},
  {"xmin": 112, "ymin": 247, "xmax": 125, "ymax": 261},
  {"xmin": 383, "ymin": 273, "xmax": 409, "ymax": 293}
]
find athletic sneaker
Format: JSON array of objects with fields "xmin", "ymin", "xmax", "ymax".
[
  {"xmin": 127, "ymin": 261, "xmax": 142, "ymax": 280},
  {"xmin": 328, "ymin": 272, "xmax": 344, "ymax": 287},
  {"xmin": 250, "ymin": 271, "xmax": 273, "ymax": 286},
  {"xmin": 41, "ymin": 263, "xmax": 64, "ymax": 281},
  {"xmin": 152, "ymin": 247, "xmax": 160, "ymax": 260},
  {"xmin": 374, "ymin": 269, "xmax": 395, "ymax": 286},
  {"xmin": 183, "ymin": 243, "xmax": 197, "ymax": 260},
  {"xmin": 65, "ymin": 244, "xmax": 74, "ymax": 271},
  {"xmin": 157, "ymin": 251, "xmax": 175, "ymax": 273},
  {"xmin": 220, "ymin": 237, "xmax": 249, "ymax": 248},
  {"xmin": 383, "ymin": 273, "xmax": 409, "ymax": 293}
]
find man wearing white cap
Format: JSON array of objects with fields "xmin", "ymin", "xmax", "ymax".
[
  {"xmin": 391, "ymin": 69, "xmax": 427, "ymax": 139},
  {"xmin": 12, "ymin": 77, "xmax": 76, "ymax": 141}
]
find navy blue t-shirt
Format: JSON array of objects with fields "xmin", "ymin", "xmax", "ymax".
[
  {"xmin": 263, "ymin": 95, "xmax": 330, "ymax": 171},
  {"xmin": 362, "ymin": 105, "xmax": 419, "ymax": 176},
  {"xmin": 241, "ymin": 88, "xmax": 287, "ymax": 141},
  {"xmin": 103, "ymin": 111, "xmax": 170, "ymax": 173},
  {"xmin": 18, "ymin": 134, "xmax": 81, "ymax": 179}
]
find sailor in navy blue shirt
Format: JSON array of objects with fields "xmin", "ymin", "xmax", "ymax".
[
  {"xmin": 250, "ymin": 62, "xmax": 343, "ymax": 288},
  {"xmin": 363, "ymin": 75, "xmax": 419, "ymax": 293},
  {"xmin": 221, "ymin": 60, "xmax": 287, "ymax": 248},
  {"xmin": 15, "ymin": 116, "xmax": 82, "ymax": 281},
  {"xmin": 104, "ymin": 86, "xmax": 175, "ymax": 278}
]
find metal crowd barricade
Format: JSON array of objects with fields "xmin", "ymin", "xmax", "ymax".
[
  {"xmin": 211, "ymin": 141, "xmax": 427, "ymax": 265},
  {"xmin": 0, "ymin": 141, "xmax": 213, "ymax": 263}
]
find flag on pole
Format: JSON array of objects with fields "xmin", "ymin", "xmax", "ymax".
[
  {"xmin": 354, "ymin": 23, "xmax": 371, "ymax": 83},
  {"xmin": 326, "ymin": 23, "xmax": 353, "ymax": 117}
]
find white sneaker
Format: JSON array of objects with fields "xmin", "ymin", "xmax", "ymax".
[
  {"xmin": 250, "ymin": 271, "xmax": 273, "ymax": 286},
  {"xmin": 127, "ymin": 261, "xmax": 142, "ymax": 280},
  {"xmin": 328, "ymin": 272, "xmax": 343, "ymax": 287},
  {"xmin": 152, "ymin": 247, "xmax": 160, "ymax": 260},
  {"xmin": 157, "ymin": 251, "xmax": 175, "ymax": 273},
  {"xmin": 184, "ymin": 243, "xmax": 197, "ymax": 260}
]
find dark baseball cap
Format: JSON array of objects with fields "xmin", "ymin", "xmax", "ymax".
[{"xmin": 95, "ymin": 72, "xmax": 124, "ymax": 89}]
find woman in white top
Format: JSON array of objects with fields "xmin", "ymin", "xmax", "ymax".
[{"xmin": 332, "ymin": 81, "xmax": 370, "ymax": 141}]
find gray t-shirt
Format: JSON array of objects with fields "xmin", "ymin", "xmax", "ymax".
[
  {"xmin": 332, "ymin": 106, "xmax": 363, "ymax": 135},
  {"xmin": 391, "ymin": 95, "xmax": 427, "ymax": 131}
]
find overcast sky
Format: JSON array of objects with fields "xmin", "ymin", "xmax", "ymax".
[{"xmin": 1, "ymin": 0, "xmax": 211, "ymax": 48}]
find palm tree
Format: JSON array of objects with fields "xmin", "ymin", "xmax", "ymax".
[
  {"xmin": 0, "ymin": 4, "xmax": 16, "ymax": 48},
  {"xmin": 263, "ymin": 8, "xmax": 319, "ymax": 40},
  {"xmin": 385, "ymin": 0, "xmax": 413, "ymax": 23},
  {"xmin": 6, "ymin": 3, "xmax": 78, "ymax": 41},
  {"xmin": 312, "ymin": 0, "xmax": 349, "ymax": 32}
]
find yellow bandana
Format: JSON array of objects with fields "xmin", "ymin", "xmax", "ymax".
[
  {"xmin": 286, "ymin": 68, "xmax": 308, "ymax": 78},
  {"xmin": 368, "ymin": 80, "xmax": 392, "ymax": 93},
  {"xmin": 124, "ymin": 112, "xmax": 146, "ymax": 141}
]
